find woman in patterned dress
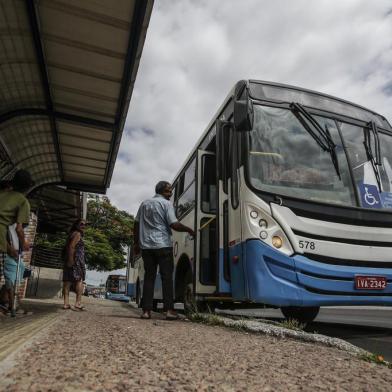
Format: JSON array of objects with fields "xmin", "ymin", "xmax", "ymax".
[{"xmin": 62, "ymin": 218, "xmax": 86, "ymax": 310}]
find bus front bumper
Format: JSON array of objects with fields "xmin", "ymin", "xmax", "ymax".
[{"xmin": 244, "ymin": 240, "xmax": 392, "ymax": 307}]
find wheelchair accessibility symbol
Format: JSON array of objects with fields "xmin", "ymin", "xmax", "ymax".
[
  {"xmin": 364, "ymin": 187, "xmax": 379, "ymax": 206},
  {"xmin": 358, "ymin": 183, "xmax": 381, "ymax": 209}
]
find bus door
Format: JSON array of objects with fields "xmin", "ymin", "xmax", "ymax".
[
  {"xmin": 217, "ymin": 122, "xmax": 246, "ymax": 298},
  {"xmin": 195, "ymin": 149, "xmax": 217, "ymax": 294}
]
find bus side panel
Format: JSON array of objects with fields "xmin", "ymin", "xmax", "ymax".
[
  {"xmin": 245, "ymin": 239, "xmax": 301, "ymax": 306},
  {"xmin": 228, "ymin": 243, "xmax": 247, "ymax": 300}
]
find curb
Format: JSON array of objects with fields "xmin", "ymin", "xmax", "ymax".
[{"xmin": 198, "ymin": 313, "xmax": 369, "ymax": 357}]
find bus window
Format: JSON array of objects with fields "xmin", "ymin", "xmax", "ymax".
[
  {"xmin": 177, "ymin": 181, "xmax": 195, "ymax": 218},
  {"xmin": 183, "ymin": 158, "xmax": 196, "ymax": 190},
  {"xmin": 201, "ymin": 155, "xmax": 216, "ymax": 213}
]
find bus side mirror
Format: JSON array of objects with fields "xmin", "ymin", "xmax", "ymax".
[{"xmin": 234, "ymin": 99, "xmax": 253, "ymax": 132}]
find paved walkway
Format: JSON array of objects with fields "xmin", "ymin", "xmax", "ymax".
[{"xmin": 1, "ymin": 298, "xmax": 392, "ymax": 391}]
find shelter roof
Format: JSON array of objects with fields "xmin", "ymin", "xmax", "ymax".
[{"xmin": 0, "ymin": 0, "xmax": 154, "ymax": 193}]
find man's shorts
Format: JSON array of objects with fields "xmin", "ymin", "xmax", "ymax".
[{"xmin": 4, "ymin": 277, "xmax": 14, "ymax": 290}]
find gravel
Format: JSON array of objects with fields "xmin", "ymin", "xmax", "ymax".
[{"xmin": 2, "ymin": 299, "xmax": 392, "ymax": 391}]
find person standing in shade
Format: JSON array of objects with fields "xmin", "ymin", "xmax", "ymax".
[
  {"xmin": 62, "ymin": 218, "xmax": 87, "ymax": 311},
  {"xmin": 134, "ymin": 181, "xmax": 195, "ymax": 320},
  {"xmin": 0, "ymin": 171, "xmax": 32, "ymax": 293}
]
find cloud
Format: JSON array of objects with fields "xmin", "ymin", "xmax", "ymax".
[{"xmin": 107, "ymin": 0, "xmax": 392, "ymax": 214}]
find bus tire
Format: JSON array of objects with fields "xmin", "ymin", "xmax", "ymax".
[
  {"xmin": 280, "ymin": 306, "xmax": 320, "ymax": 323},
  {"xmin": 179, "ymin": 269, "xmax": 194, "ymax": 314},
  {"xmin": 178, "ymin": 270, "xmax": 209, "ymax": 314}
]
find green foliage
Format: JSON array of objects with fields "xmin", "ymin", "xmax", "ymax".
[
  {"xmin": 278, "ymin": 318, "xmax": 306, "ymax": 331},
  {"xmin": 35, "ymin": 194, "xmax": 134, "ymax": 271},
  {"xmin": 360, "ymin": 353, "xmax": 389, "ymax": 367}
]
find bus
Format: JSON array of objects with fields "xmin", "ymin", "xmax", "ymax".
[
  {"xmin": 126, "ymin": 247, "xmax": 142, "ymax": 303},
  {"xmin": 105, "ymin": 274, "xmax": 129, "ymax": 302},
  {"xmin": 137, "ymin": 79, "xmax": 392, "ymax": 322}
]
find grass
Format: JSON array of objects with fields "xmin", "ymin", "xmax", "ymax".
[
  {"xmin": 359, "ymin": 353, "xmax": 391, "ymax": 368},
  {"xmin": 278, "ymin": 318, "xmax": 306, "ymax": 331}
]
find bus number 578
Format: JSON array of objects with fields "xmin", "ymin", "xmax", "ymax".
[{"xmin": 299, "ymin": 240, "xmax": 316, "ymax": 250}]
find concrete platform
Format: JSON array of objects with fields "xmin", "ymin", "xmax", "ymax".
[{"xmin": 0, "ymin": 298, "xmax": 63, "ymax": 362}]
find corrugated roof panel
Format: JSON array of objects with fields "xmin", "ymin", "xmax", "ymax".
[
  {"xmin": 58, "ymin": 122, "xmax": 112, "ymax": 141},
  {"xmin": 63, "ymin": 163, "xmax": 105, "ymax": 176},
  {"xmin": 0, "ymin": 1, "xmax": 45, "ymax": 112},
  {"xmin": 0, "ymin": 0, "xmax": 154, "ymax": 200},
  {"xmin": 53, "ymin": 90, "xmax": 118, "ymax": 118},
  {"xmin": 49, "ymin": 69, "xmax": 121, "ymax": 103},
  {"xmin": 60, "ymin": 144, "xmax": 108, "ymax": 161},
  {"xmin": 40, "ymin": 5, "xmax": 130, "ymax": 54},
  {"xmin": 53, "ymin": 0, "xmax": 135, "ymax": 24},
  {"xmin": 44, "ymin": 40, "xmax": 124, "ymax": 85},
  {"xmin": 61, "ymin": 154, "xmax": 107, "ymax": 169},
  {"xmin": 60, "ymin": 136, "xmax": 110, "ymax": 153},
  {"xmin": 65, "ymin": 172, "xmax": 104, "ymax": 185}
]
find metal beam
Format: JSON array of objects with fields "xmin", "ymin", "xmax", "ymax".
[
  {"xmin": 104, "ymin": 0, "xmax": 148, "ymax": 187},
  {"xmin": 26, "ymin": 0, "xmax": 64, "ymax": 181},
  {"xmin": 0, "ymin": 108, "xmax": 114, "ymax": 131}
]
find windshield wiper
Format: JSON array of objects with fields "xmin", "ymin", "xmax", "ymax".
[
  {"xmin": 364, "ymin": 121, "xmax": 382, "ymax": 191},
  {"xmin": 290, "ymin": 102, "xmax": 341, "ymax": 178}
]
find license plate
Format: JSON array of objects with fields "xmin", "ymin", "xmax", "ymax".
[{"xmin": 355, "ymin": 276, "xmax": 387, "ymax": 290}]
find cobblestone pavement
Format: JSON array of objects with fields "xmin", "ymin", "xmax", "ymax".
[{"xmin": 1, "ymin": 298, "xmax": 392, "ymax": 391}]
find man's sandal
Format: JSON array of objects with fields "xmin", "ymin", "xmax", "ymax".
[{"xmin": 72, "ymin": 305, "xmax": 86, "ymax": 311}]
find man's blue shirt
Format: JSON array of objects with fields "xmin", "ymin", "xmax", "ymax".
[{"xmin": 135, "ymin": 194, "xmax": 177, "ymax": 249}]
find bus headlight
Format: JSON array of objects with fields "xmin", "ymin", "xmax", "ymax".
[
  {"xmin": 272, "ymin": 236, "xmax": 283, "ymax": 249},
  {"xmin": 259, "ymin": 231, "xmax": 268, "ymax": 240},
  {"xmin": 259, "ymin": 219, "xmax": 268, "ymax": 228},
  {"xmin": 246, "ymin": 204, "xmax": 294, "ymax": 256}
]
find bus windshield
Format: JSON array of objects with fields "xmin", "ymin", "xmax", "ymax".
[
  {"xmin": 248, "ymin": 104, "xmax": 392, "ymax": 209},
  {"xmin": 106, "ymin": 276, "xmax": 127, "ymax": 294}
]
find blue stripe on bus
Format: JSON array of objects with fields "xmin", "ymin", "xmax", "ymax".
[
  {"xmin": 105, "ymin": 293, "xmax": 129, "ymax": 302},
  {"xmin": 236, "ymin": 239, "xmax": 392, "ymax": 307}
]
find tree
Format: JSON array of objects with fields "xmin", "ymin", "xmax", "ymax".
[
  {"xmin": 85, "ymin": 195, "xmax": 134, "ymax": 271},
  {"xmin": 35, "ymin": 195, "xmax": 134, "ymax": 271}
]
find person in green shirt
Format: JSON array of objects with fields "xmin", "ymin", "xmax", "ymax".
[{"xmin": 0, "ymin": 170, "xmax": 33, "ymax": 285}]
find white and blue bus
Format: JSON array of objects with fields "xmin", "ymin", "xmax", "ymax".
[
  {"xmin": 105, "ymin": 274, "xmax": 129, "ymax": 302},
  {"xmin": 136, "ymin": 80, "xmax": 392, "ymax": 322}
]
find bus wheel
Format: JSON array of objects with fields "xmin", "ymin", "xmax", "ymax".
[
  {"xmin": 179, "ymin": 270, "xmax": 209, "ymax": 314},
  {"xmin": 280, "ymin": 306, "xmax": 320, "ymax": 323},
  {"xmin": 180, "ymin": 270, "xmax": 194, "ymax": 314}
]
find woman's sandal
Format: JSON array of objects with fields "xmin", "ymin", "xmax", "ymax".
[
  {"xmin": 62, "ymin": 305, "xmax": 71, "ymax": 310},
  {"xmin": 140, "ymin": 312, "xmax": 151, "ymax": 319}
]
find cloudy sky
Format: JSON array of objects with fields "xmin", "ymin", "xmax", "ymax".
[
  {"xmin": 107, "ymin": 0, "xmax": 392, "ymax": 216},
  {"xmin": 87, "ymin": 0, "xmax": 392, "ymax": 284}
]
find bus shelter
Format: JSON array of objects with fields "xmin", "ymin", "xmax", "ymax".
[{"xmin": 0, "ymin": 0, "xmax": 153, "ymax": 285}]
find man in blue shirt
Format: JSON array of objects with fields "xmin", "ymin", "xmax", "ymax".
[{"xmin": 134, "ymin": 181, "xmax": 195, "ymax": 320}]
